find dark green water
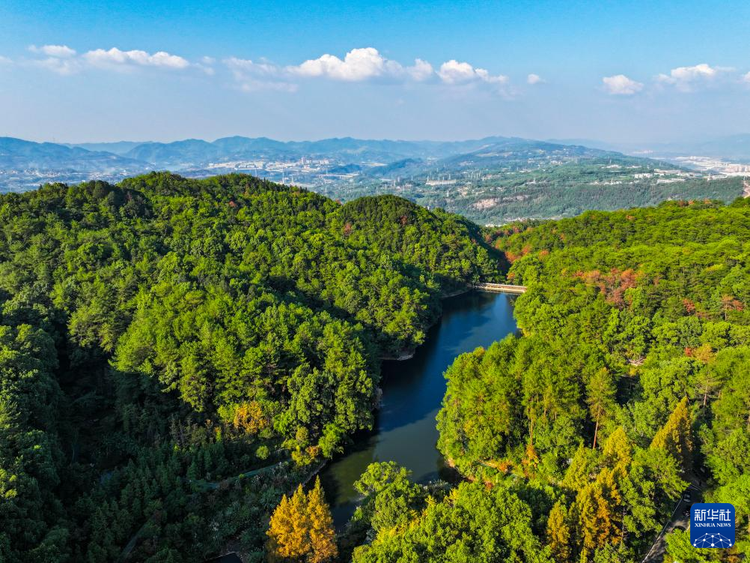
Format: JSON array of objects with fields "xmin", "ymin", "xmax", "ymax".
[{"xmin": 320, "ymin": 291, "xmax": 518, "ymax": 525}]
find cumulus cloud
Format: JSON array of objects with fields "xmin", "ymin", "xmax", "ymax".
[
  {"xmin": 25, "ymin": 43, "xmax": 515, "ymax": 96},
  {"xmin": 656, "ymin": 63, "xmax": 728, "ymax": 91},
  {"xmin": 27, "ymin": 44, "xmax": 82, "ymax": 74},
  {"xmin": 406, "ymin": 58, "xmax": 434, "ymax": 81},
  {"xmin": 225, "ymin": 48, "xmax": 512, "ymax": 94},
  {"xmin": 225, "ymin": 48, "xmax": 432, "ymax": 92},
  {"xmin": 602, "ymin": 74, "xmax": 643, "ymax": 95},
  {"xmin": 83, "ymin": 48, "xmax": 189, "ymax": 70},
  {"xmin": 0, "ymin": 55, "xmax": 11, "ymax": 65},
  {"xmin": 437, "ymin": 60, "xmax": 507, "ymax": 85},
  {"xmin": 287, "ymin": 47, "xmax": 433, "ymax": 83},
  {"xmin": 291, "ymin": 47, "xmax": 394, "ymax": 81},
  {"xmin": 223, "ymin": 47, "xmax": 518, "ymax": 93},
  {"xmin": 29, "ymin": 44, "xmax": 77, "ymax": 58},
  {"xmin": 527, "ymin": 73, "xmax": 544, "ymax": 85},
  {"xmin": 27, "ymin": 44, "xmax": 192, "ymax": 74}
]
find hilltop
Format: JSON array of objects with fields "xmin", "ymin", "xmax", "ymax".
[{"xmin": 1, "ymin": 135, "xmax": 746, "ymax": 225}]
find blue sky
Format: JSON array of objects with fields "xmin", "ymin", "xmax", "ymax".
[{"xmin": 2, "ymin": 0, "xmax": 750, "ymax": 143}]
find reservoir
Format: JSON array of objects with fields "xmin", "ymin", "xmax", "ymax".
[{"xmin": 320, "ymin": 290, "xmax": 518, "ymax": 525}]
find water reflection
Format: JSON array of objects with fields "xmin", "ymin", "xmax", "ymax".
[{"xmin": 320, "ymin": 291, "xmax": 518, "ymax": 525}]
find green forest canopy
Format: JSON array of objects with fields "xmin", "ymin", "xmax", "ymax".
[
  {"xmin": 3, "ymin": 171, "xmax": 750, "ymax": 563},
  {"xmin": 0, "ymin": 172, "xmax": 499, "ymax": 562},
  {"xmin": 344, "ymin": 198, "xmax": 750, "ymax": 563}
]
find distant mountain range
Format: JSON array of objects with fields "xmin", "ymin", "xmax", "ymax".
[
  {"xmin": 2, "ymin": 134, "xmax": 619, "ymax": 191},
  {"xmin": 1, "ymin": 134, "xmax": 748, "ymax": 225},
  {"xmin": 5, "ymin": 133, "xmax": 750, "ymax": 188},
  {"xmin": 72, "ymin": 135, "xmax": 546, "ymax": 167},
  {"xmin": 0, "ymin": 137, "xmax": 144, "ymax": 173}
]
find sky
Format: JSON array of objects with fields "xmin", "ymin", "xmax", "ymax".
[{"xmin": 2, "ymin": 0, "xmax": 750, "ymax": 144}]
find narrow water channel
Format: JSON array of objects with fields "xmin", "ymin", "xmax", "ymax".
[{"xmin": 320, "ymin": 290, "xmax": 518, "ymax": 525}]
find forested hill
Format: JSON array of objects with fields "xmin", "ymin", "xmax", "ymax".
[
  {"xmin": 361, "ymin": 198, "xmax": 749, "ymax": 562},
  {"xmin": 343, "ymin": 199, "xmax": 750, "ymax": 562},
  {"xmin": 0, "ymin": 172, "xmax": 499, "ymax": 561}
]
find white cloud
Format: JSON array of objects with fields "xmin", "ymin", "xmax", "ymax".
[
  {"xmin": 656, "ymin": 63, "xmax": 729, "ymax": 91},
  {"xmin": 27, "ymin": 44, "xmax": 81, "ymax": 74},
  {"xmin": 27, "ymin": 44, "xmax": 192, "ymax": 74},
  {"xmin": 33, "ymin": 57, "xmax": 82, "ymax": 75},
  {"xmin": 291, "ymin": 47, "xmax": 393, "ymax": 81},
  {"xmin": 29, "ymin": 44, "xmax": 77, "ymax": 58},
  {"xmin": 437, "ymin": 60, "xmax": 507, "ymax": 85},
  {"xmin": 602, "ymin": 74, "xmax": 643, "ymax": 95},
  {"xmin": 197, "ymin": 56, "xmax": 217, "ymax": 74},
  {"xmin": 24, "ymin": 43, "xmax": 515, "ymax": 96},
  {"xmin": 437, "ymin": 60, "xmax": 477, "ymax": 84},
  {"xmin": 0, "ymin": 55, "xmax": 11, "ymax": 65},
  {"xmin": 226, "ymin": 48, "xmax": 440, "ymax": 92},
  {"xmin": 286, "ymin": 47, "xmax": 433, "ymax": 83},
  {"xmin": 527, "ymin": 73, "xmax": 544, "ymax": 85},
  {"xmin": 223, "ymin": 49, "xmax": 514, "ymax": 94},
  {"xmin": 742, "ymin": 71, "xmax": 750, "ymax": 83},
  {"xmin": 406, "ymin": 58, "xmax": 434, "ymax": 81},
  {"xmin": 83, "ymin": 48, "xmax": 189, "ymax": 70}
]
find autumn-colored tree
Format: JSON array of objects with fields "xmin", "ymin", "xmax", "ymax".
[
  {"xmin": 233, "ymin": 401, "xmax": 269, "ymax": 434},
  {"xmin": 692, "ymin": 343, "xmax": 715, "ymax": 365},
  {"xmin": 268, "ymin": 486, "xmax": 307, "ymax": 561},
  {"xmin": 306, "ymin": 478, "xmax": 338, "ymax": 563},
  {"xmin": 601, "ymin": 427, "xmax": 632, "ymax": 475},
  {"xmin": 575, "ymin": 468, "xmax": 622, "ymax": 553},
  {"xmin": 650, "ymin": 397, "xmax": 693, "ymax": 472},
  {"xmin": 547, "ymin": 501, "xmax": 573, "ymax": 562},
  {"xmin": 267, "ymin": 478, "xmax": 337, "ymax": 562},
  {"xmin": 720, "ymin": 294, "xmax": 744, "ymax": 320}
]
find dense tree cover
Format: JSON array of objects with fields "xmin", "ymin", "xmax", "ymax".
[
  {"xmin": 335, "ymin": 156, "xmax": 744, "ymax": 225},
  {"xmin": 0, "ymin": 172, "xmax": 498, "ymax": 561},
  {"xmin": 428, "ymin": 199, "xmax": 750, "ymax": 561},
  {"xmin": 344, "ymin": 462, "xmax": 551, "ymax": 563}
]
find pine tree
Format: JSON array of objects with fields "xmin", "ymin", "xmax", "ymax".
[
  {"xmin": 547, "ymin": 501, "xmax": 573, "ymax": 562},
  {"xmin": 650, "ymin": 397, "xmax": 693, "ymax": 472},
  {"xmin": 601, "ymin": 427, "xmax": 632, "ymax": 475},
  {"xmin": 586, "ymin": 368, "xmax": 617, "ymax": 450},
  {"xmin": 575, "ymin": 469, "xmax": 622, "ymax": 553},
  {"xmin": 306, "ymin": 477, "xmax": 338, "ymax": 563},
  {"xmin": 267, "ymin": 486, "xmax": 308, "ymax": 561},
  {"xmin": 266, "ymin": 479, "xmax": 337, "ymax": 562}
]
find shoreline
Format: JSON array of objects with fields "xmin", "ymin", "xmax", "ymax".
[{"xmin": 380, "ymin": 285, "xmax": 472, "ymax": 362}]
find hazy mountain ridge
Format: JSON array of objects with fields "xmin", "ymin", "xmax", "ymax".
[
  {"xmin": 0, "ymin": 134, "xmax": 587, "ymax": 191},
  {"xmin": 0, "ymin": 137, "xmax": 144, "ymax": 171},
  {"xmin": 1, "ymin": 135, "xmax": 747, "ymax": 226}
]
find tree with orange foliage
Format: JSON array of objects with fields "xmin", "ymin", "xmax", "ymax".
[
  {"xmin": 233, "ymin": 401, "xmax": 269, "ymax": 435},
  {"xmin": 306, "ymin": 478, "xmax": 337, "ymax": 563},
  {"xmin": 267, "ymin": 477, "xmax": 337, "ymax": 562}
]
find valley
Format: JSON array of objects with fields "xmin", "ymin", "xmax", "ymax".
[{"xmin": 2, "ymin": 135, "xmax": 748, "ymax": 226}]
